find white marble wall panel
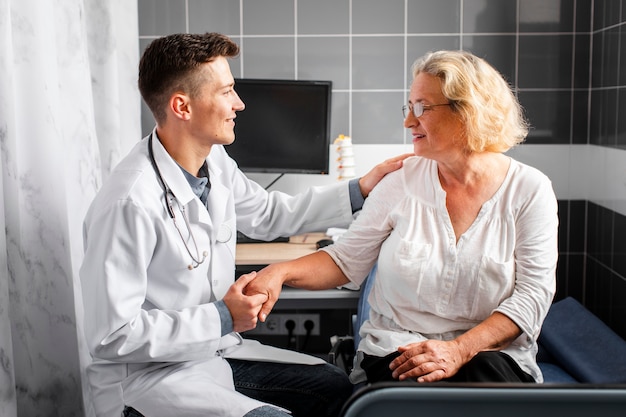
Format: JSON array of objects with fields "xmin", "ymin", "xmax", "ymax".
[
  {"xmin": 0, "ymin": 2, "xmax": 19, "ymax": 415},
  {"xmin": 0, "ymin": 1, "xmax": 139, "ymax": 416}
]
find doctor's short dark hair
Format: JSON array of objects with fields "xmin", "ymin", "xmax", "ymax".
[{"xmin": 138, "ymin": 32, "xmax": 240, "ymax": 125}]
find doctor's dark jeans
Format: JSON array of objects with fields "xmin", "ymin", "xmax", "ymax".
[{"xmin": 227, "ymin": 358, "xmax": 353, "ymax": 417}]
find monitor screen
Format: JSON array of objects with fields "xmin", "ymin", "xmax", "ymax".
[{"xmin": 226, "ymin": 78, "xmax": 332, "ymax": 174}]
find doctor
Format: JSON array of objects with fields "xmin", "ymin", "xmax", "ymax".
[{"xmin": 80, "ymin": 32, "xmax": 409, "ymax": 417}]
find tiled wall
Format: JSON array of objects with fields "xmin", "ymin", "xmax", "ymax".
[
  {"xmin": 591, "ymin": 0, "xmax": 626, "ymax": 148},
  {"xmin": 583, "ymin": 0, "xmax": 626, "ymax": 337},
  {"xmin": 137, "ymin": 0, "xmax": 593, "ymax": 146},
  {"xmin": 137, "ymin": 0, "xmax": 626, "ymax": 338}
]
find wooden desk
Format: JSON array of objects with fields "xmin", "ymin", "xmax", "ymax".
[
  {"xmin": 235, "ymin": 233, "xmax": 359, "ymax": 309},
  {"xmin": 235, "ymin": 232, "xmax": 324, "ymax": 265}
]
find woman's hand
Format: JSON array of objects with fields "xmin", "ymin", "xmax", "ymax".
[
  {"xmin": 389, "ymin": 312, "xmax": 521, "ymax": 382},
  {"xmin": 243, "ymin": 264, "xmax": 286, "ymax": 322},
  {"xmin": 389, "ymin": 339, "xmax": 468, "ymax": 383}
]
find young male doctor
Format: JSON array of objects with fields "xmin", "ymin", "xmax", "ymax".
[{"xmin": 79, "ymin": 32, "xmax": 408, "ymax": 417}]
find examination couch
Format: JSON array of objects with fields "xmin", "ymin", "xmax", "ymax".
[{"xmin": 535, "ymin": 295, "xmax": 626, "ymax": 384}]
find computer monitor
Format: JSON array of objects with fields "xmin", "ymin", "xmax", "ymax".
[{"xmin": 227, "ymin": 78, "xmax": 332, "ymax": 174}]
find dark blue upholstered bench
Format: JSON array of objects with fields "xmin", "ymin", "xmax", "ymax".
[{"xmin": 537, "ymin": 296, "xmax": 626, "ymax": 384}]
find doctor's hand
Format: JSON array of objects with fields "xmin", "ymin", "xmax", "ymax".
[
  {"xmin": 389, "ymin": 339, "xmax": 466, "ymax": 383},
  {"xmin": 358, "ymin": 153, "xmax": 413, "ymax": 197},
  {"xmin": 223, "ymin": 272, "xmax": 269, "ymax": 332},
  {"xmin": 242, "ymin": 264, "xmax": 285, "ymax": 322}
]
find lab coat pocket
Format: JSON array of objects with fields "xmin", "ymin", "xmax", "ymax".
[{"xmin": 470, "ymin": 255, "xmax": 515, "ymax": 320}]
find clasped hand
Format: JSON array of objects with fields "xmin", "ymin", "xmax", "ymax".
[
  {"xmin": 222, "ymin": 271, "xmax": 269, "ymax": 332},
  {"xmin": 241, "ymin": 264, "xmax": 284, "ymax": 322}
]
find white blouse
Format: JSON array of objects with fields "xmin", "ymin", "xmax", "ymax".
[{"xmin": 323, "ymin": 156, "xmax": 558, "ymax": 382}]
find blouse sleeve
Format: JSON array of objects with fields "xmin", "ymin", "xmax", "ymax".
[
  {"xmin": 495, "ymin": 167, "xmax": 559, "ymax": 345},
  {"xmin": 322, "ymin": 169, "xmax": 406, "ymax": 287}
]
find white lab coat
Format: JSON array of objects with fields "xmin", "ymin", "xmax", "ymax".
[{"xmin": 80, "ymin": 132, "xmax": 355, "ymax": 417}]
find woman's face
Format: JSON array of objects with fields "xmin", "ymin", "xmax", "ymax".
[{"xmin": 404, "ymin": 72, "xmax": 466, "ymax": 161}]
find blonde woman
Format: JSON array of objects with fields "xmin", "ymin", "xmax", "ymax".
[{"xmin": 248, "ymin": 50, "xmax": 558, "ymax": 385}]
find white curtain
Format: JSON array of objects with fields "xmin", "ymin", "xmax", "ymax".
[{"xmin": 0, "ymin": 1, "xmax": 140, "ymax": 416}]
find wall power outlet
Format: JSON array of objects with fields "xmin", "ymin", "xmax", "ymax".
[{"xmin": 246, "ymin": 313, "xmax": 320, "ymax": 336}]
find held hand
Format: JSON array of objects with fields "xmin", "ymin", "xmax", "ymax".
[
  {"xmin": 243, "ymin": 264, "xmax": 285, "ymax": 322},
  {"xmin": 359, "ymin": 153, "xmax": 413, "ymax": 197},
  {"xmin": 223, "ymin": 272, "xmax": 269, "ymax": 333},
  {"xmin": 389, "ymin": 339, "xmax": 466, "ymax": 383}
]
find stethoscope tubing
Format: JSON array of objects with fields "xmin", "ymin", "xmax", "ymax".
[{"xmin": 148, "ymin": 134, "xmax": 207, "ymax": 269}]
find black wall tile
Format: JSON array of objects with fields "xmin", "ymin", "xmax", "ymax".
[
  {"xmin": 463, "ymin": 0, "xmax": 517, "ymax": 33},
  {"xmin": 560, "ymin": 253, "xmax": 586, "ymax": 302},
  {"xmin": 572, "ymin": 90, "xmax": 590, "ymax": 144},
  {"xmin": 576, "ymin": 0, "xmax": 593, "ymax": 33},
  {"xmin": 519, "ymin": 91, "xmax": 572, "ymax": 144},
  {"xmin": 585, "ymin": 258, "xmax": 613, "ymax": 323},
  {"xmin": 610, "ymin": 275, "xmax": 626, "ymax": 339},
  {"xmin": 590, "ymin": 89, "xmax": 619, "ymax": 146},
  {"xmin": 519, "ymin": 35, "xmax": 573, "ymax": 89},
  {"xmin": 614, "ymin": 210, "xmax": 626, "ymax": 278},
  {"xmin": 520, "ymin": 0, "xmax": 574, "ymax": 33},
  {"xmin": 587, "ymin": 202, "xmax": 615, "ymax": 267},
  {"xmin": 618, "ymin": 89, "xmax": 626, "ymax": 148},
  {"xmin": 555, "ymin": 255, "xmax": 570, "ymax": 302},
  {"xmin": 568, "ymin": 200, "xmax": 587, "ymax": 252},
  {"xmin": 573, "ymin": 34, "xmax": 591, "ymax": 89},
  {"xmin": 592, "ymin": 0, "xmax": 621, "ymax": 31},
  {"xmin": 558, "ymin": 200, "xmax": 569, "ymax": 253},
  {"xmin": 462, "ymin": 35, "xmax": 517, "ymax": 85},
  {"xmin": 620, "ymin": 23, "xmax": 626, "ymax": 85}
]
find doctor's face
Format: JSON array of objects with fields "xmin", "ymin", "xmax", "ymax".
[{"xmin": 189, "ymin": 57, "xmax": 245, "ymax": 147}]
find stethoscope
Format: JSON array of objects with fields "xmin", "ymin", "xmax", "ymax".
[{"xmin": 148, "ymin": 134, "xmax": 208, "ymax": 270}]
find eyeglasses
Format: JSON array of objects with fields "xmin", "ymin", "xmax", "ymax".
[{"xmin": 402, "ymin": 102, "xmax": 450, "ymax": 118}]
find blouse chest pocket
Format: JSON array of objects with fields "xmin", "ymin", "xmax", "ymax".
[
  {"xmin": 469, "ymin": 255, "xmax": 515, "ymax": 319},
  {"xmin": 391, "ymin": 239, "xmax": 432, "ymax": 280},
  {"xmin": 384, "ymin": 239, "xmax": 433, "ymax": 313}
]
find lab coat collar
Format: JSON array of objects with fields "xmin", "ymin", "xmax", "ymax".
[
  {"xmin": 150, "ymin": 130, "xmax": 230, "ymax": 236},
  {"xmin": 150, "ymin": 130, "xmax": 198, "ymax": 208},
  {"xmin": 205, "ymin": 149, "xmax": 229, "ymax": 240}
]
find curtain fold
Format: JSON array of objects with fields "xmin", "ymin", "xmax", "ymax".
[{"xmin": 0, "ymin": 1, "xmax": 140, "ymax": 415}]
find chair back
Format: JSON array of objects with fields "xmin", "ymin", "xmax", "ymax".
[
  {"xmin": 353, "ymin": 263, "xmax": 376, "ymax": 348},
  {"xmin": 341, "ymin": 382, "xmax": 626, "ymax": 417}
]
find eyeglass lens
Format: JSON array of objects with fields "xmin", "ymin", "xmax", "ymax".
[{"xmin": 402, "ymin": 102, "xmax": 424, "ymax": 118}]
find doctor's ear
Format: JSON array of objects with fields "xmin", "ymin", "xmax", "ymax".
[{"xmin": 169, "ymin": 94, "xmax": 191, "ymax": 121}]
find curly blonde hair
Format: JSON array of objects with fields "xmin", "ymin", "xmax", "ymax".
[{"xmin": 411, "ymin": 50, "xmax": 528, "ymax": 153}]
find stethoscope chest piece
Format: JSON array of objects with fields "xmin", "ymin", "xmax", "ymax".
[{"xmin": 216, "ymin": 223, "xmax": 232, "ymax": 243}]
